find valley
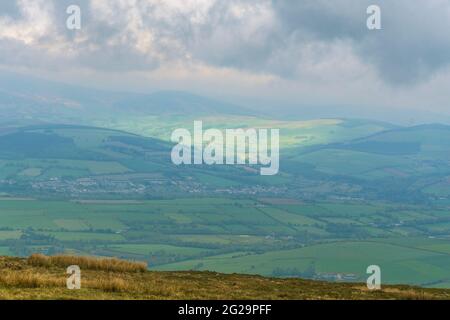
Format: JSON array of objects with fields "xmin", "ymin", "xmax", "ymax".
[{"xmin": 1, "ymin": 75, "xmax": 450, "ymax": 289}]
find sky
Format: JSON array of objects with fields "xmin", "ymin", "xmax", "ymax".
[{"xmin": 1, "ymin": 0, "xmax": 450, "ymax": 121}]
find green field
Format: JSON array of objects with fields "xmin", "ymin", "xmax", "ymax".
[
  {"xmin": 0, "ymin": 197, "xmax": 449, "ymax": 287},
  {"xmin": 155, "ymin": 240, "xmax": 450, "ymax": 287},
  {"xmin": 1, "ymin": 121, "xmax": 450, "ymax": 288}
]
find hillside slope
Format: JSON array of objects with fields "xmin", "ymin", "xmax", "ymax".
[
  {"xmin": 0, "ymin": 255, "xmax": 449, "ymax": 300},
  {"xmin": 0, "ymin": 72, "xmax": 253, "ymax": 125}
]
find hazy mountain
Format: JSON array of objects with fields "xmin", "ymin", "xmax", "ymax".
[{"xmin": 0, "ymin": 72, "xmax": 255, "ymax": 125}]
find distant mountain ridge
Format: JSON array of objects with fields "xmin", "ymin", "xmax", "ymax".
[{"xmin": 0, "ymin": 72, "xmax": 255, "ymax": 124}]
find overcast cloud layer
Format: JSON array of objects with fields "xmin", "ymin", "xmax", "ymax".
[{"xmin": 1, "ymin": 0, "xmax": 450, "ymax": 120}]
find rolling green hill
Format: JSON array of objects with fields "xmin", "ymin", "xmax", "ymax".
[
  {"xmin": 1, "ymin": 121, "xmax": 450, "ymax": 289},
  {"xmin": 0, "ymin": 119, "xmax": 395, "ymax": 198},
  {"xmin": 0, "ymin": 124, "xmax": 275, "ymax": 198},
  {"xmin": 285, "ymin": 124, "xmax": 450, "ymax": 203}
]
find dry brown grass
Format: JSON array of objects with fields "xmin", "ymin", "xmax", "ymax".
[
  {"xmin": 382, "ymin": 288, "xmax": 438, "ymax": 300},
  {"xmin": 27, "ymin": 254, "xmax": 147, "ymax": 273},
  {"xmin": 0, "ymin": 255, "xmax": 447, "ymax": 300},
  {"xmin": 85, "ymin": 276, "xmax": 138, "ymax": 293},
  {"xmin": 0, "ymin": 270, "xmax": 64, "ymax": 288}
]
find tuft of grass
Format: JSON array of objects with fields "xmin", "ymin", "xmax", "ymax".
[
  {"xmin": 86, "ymin": 277, "xmax": 136, "ymax": 293},
  {"xmin": 27, "ymin": 254, "xmax": 147, "ymax": 273},
  {"xmin": 0, "ymin": 270, "xmax": 64, "ymax": 288}
]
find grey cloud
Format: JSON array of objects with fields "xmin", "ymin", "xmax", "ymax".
[
  {"xmin": 1, "ymin": 0, "xmax": 450, "ymax": 86},
  {"xmin": 187, "ymin": 0, "xmax": 450, "ymax": 84},
  {"xmin": 358, "ymin": 1, "xmax": 450, "ymax": 84},
  {"xmin": 273, "ymin": 0, "xmax": 368, "ymax": 40},
  {"xmin": 0, "ymin": 1, "xmax": 20, "ymax": 18},
  {"xmin": 271, "ymin": 0, "xmax": 450, "ymax": 84}
]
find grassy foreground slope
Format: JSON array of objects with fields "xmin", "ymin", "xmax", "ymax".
[{"xmin": 0, "ymin": 255, "xmax": 449, "ymax": 300}]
